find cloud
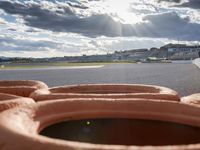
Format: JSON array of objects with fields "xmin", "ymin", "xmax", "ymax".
[
  {"xmin": 158, "ymin": 0, "xmax": 200, "ymax": 9},
  {"xmin": 158, "ymin": 0, "xmax": 181, "ymax": 3},
  {"xmin": 0, "ymin": 34, "xmax": 99, "ymax": 55},
  {"xmin": 0, "ymin": 17, "xmax": 6, "ymax": 24},
  {"xmin": 89, "ymin": 38, "xmax": 166, "ymax": 52},
  {"xmin": 174, "ymin": 0, "xmax": 200, "ymax": 9},
  {"xmin": 0, "ymin": 35, "xmax": 60, "ymax": 52},
  {"xmin": 129, "ymin": 2, "xmax": 158, "ymax": 14},
  {"xmin": 139, "ymin": 12, "xmax": 200, "ymax": 40},
  {"xmin": 0, "ymin": 0, "xmax": 200, "ymax": 41},
  {"xmin": 0, "ymin": 0, "xmax": 136, "ymax": 37},
  {"xmin": 0, "ymin": 0, "xmax": 78, "ymax": 17},
  {"xmin": 25, "ymin": 13, "xmax": 136, "ymax": 37}
]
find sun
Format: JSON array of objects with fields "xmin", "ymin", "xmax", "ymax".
[
  {"xmin": 104, "ymin": 0, "xmax": 141, "ymax": 24},
  {"xmin": 106, "ymin": 0, "xmax": 130, "ymax": 14}
]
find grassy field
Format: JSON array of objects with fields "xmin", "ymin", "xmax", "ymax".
[{"xmin": 0, "ymin": 61, "xmax": 135, "ymax": 69}]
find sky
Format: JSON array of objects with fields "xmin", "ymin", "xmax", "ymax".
[{"xmin": 0, "ymin": 0, "xmax": 200, "ymax": 58}]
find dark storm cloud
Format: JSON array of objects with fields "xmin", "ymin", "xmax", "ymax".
[
  {"xmin": 67, "ymin": 2, "xmax": 88, "ymax": 9},
  {"xmin": 140, "ymin": 12, "xmax": 200, "ymax": 41},
  {"xmin": 25, "ymin": 13, "xmax": 137, "ymax": 37},
  {"xmin": 0, "ymin": 0, "xmax": 74, "ymax": 16},
  {"xmin": 158, "ymin": 0, "xmax": 181, "ymax": 3},
  {"xmin": 0, "ymin": 0, "xmax": 200, "ymax": 40},
  {"xmin": 175, "ymin": 0, "xmax": 200, "ymax": 9},
  {"xmin": 0, "ymin": 0, "xmax": 136, "ymax": 37},
  {"xmin": 158, "ymin": 0, "xmax": 200, "ymax": 9}
]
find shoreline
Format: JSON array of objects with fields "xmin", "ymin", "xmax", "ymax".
[
  {"xmin": 0, "ymin": 60, "xmax": 193, "ymax": 70},
  {"xmin": 0, "ymin": 62, "xmax": 134, "ymax": 70},
  {"xmin": 0, "ymin": 65, "xmax": 104, "ymax": 70}
]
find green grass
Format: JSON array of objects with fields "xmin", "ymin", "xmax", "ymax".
[{"xmin": 0, "ymin": 61, "xmax": 135, "ymax": 69}]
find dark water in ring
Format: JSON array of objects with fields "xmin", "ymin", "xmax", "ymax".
[{"xmin": 40, "ymin": 118, "xmax": 200, "ymax": 146}]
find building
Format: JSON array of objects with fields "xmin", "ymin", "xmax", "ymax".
[
  {"xmin": 160, "ymin": 43, "xmax": 200, "ymax": 60},
  {"xmin": 161, "ymin": 43, "xmax": 200, "ymax": 53}
]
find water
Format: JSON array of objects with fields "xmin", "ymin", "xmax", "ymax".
[
  {"xmin": 40, "ymin": 118, "xmax": 200, "ymax": 146},
  {"xmin": 0, "ymin": 63, "xmax": 200, "ymax": 96}
]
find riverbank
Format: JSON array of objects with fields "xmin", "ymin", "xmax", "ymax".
[
  {"xmin": 0, "ymin": 62, "xmax": 134, "ymax": 70},
  {"xmin": 193, "ymin": 58, "xmax": 200, "ymax": 69},
  {"xmin": 0, "ymin": 60, "xmax": 193, "ymax": 70}
]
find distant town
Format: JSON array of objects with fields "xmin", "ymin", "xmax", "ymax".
[{"xmin": 1, "ymin": 43, "xmax": 200, "ymax": 64}]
